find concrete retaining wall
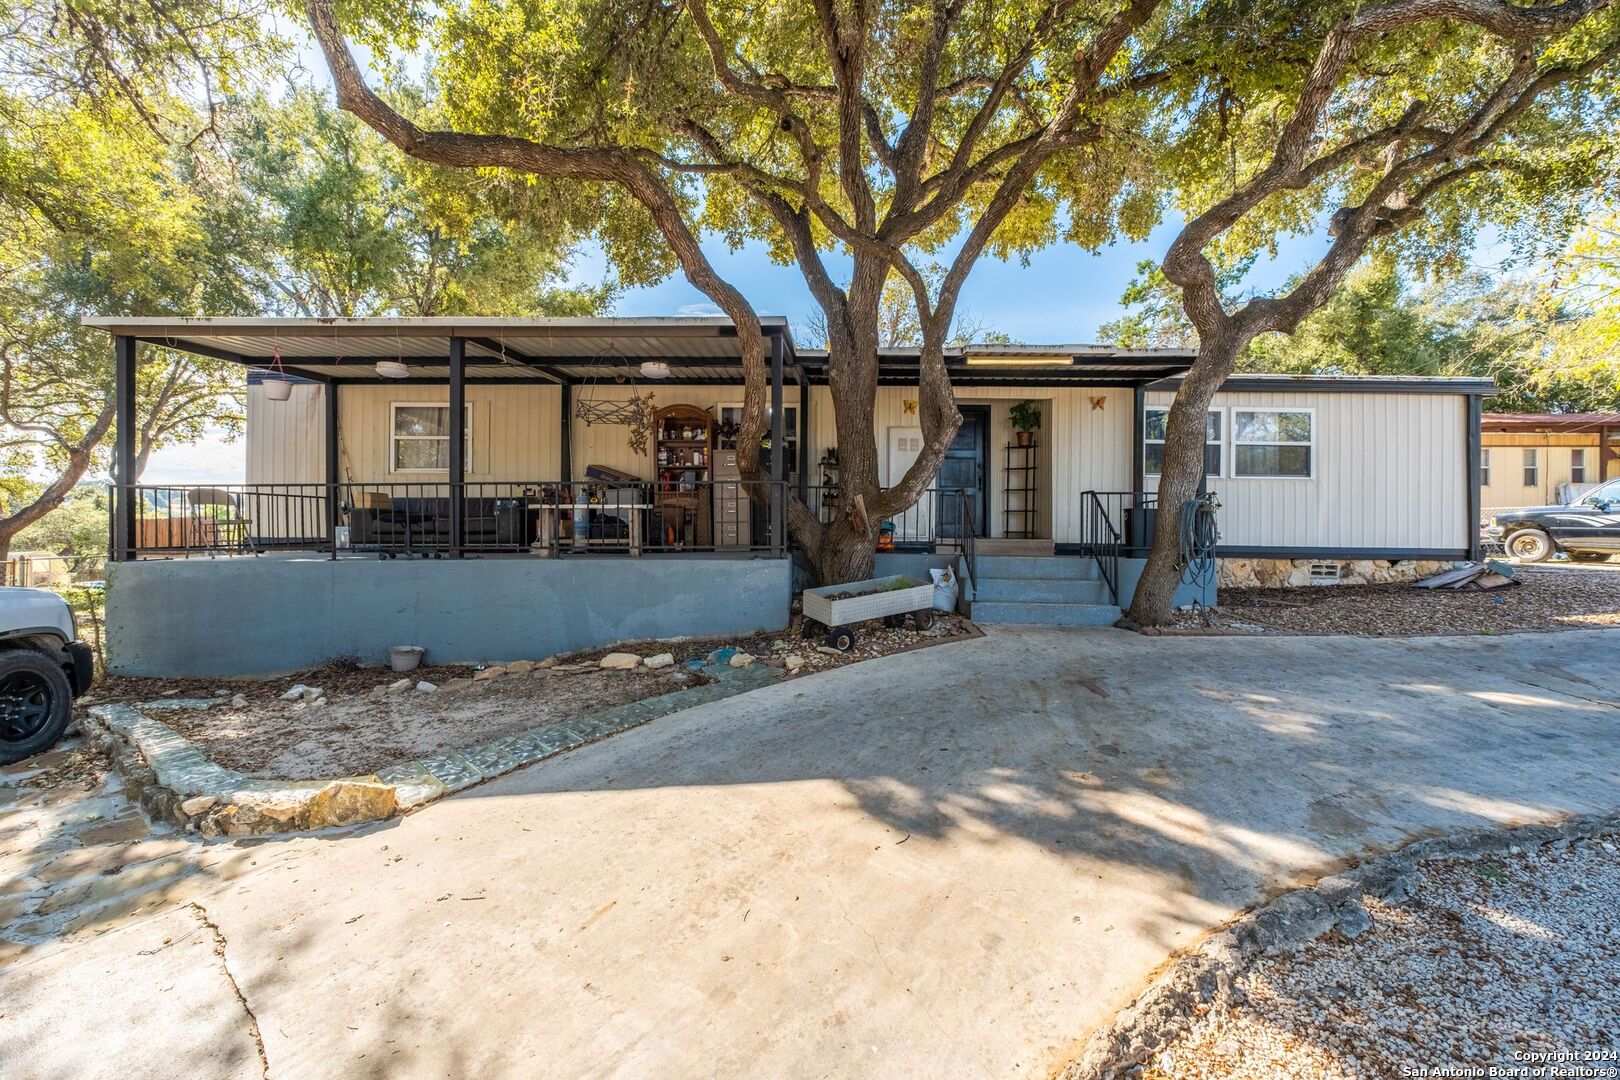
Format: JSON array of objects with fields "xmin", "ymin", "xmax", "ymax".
[
  {"xmin": 1115, "ymin": 557, "xmax": 1218, "ymax": 609},
  {"xmin": 106, "ymin": 555, "xmax": 794, "ymax": 677}
]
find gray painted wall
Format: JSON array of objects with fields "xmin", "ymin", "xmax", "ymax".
[{"xmin": 107, "ymin": 555, "xmax": 793, "ymax": 677}]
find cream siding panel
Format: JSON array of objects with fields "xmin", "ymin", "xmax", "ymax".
[
  {"xmin": 805, "ymin": 385, "xmax": 1130, "ymax": 542},
  {"xmin": 245, "ymin": 383, "xmax": 324, "ymax": 487},
  {"xmin": 324, "ymin": 384, "xmax": 561, "ymax": 484},
  {"xmin": 1147, "ymin": 390, "xmax": 1468, "ymax": 551},
  {"xmin": 1481, "ymin": 443, "xmax": 1585, "ymax": 511},
  {"xmin": 571, "ymin": 384, "xmax": 801, "ymax": 479}
]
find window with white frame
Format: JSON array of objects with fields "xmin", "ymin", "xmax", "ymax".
[
  {"xmin": 1571, "ymin": 447, "xmax": 1588, "ymax": 484},
  {"xmin": 391, "ymin": 404, "xmax": 471, "ymax": 472},
  {"xmin": 1522, "ymin": 447, "xmax": 1539, "ymax": 488},
  {"xmin": 1232, "ymin": 409, "xmax": 1314, "ymax": 478},
  {"xmin": 1481, "ymin": 448, "xmax": 1492, "ymax": 487},
  {"xmin": 1145, "ymin": 407, "xmax": 1222, "ymax": 476}
]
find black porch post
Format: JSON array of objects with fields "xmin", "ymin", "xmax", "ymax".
[
  {"xmin": 796, "ymin": 373, "xmax": 810, "ymax": 503},
  {"xmin": 1466, "ymin": 394, "xmax": 1483, "ymax": 561},
  {"xmin": 559, "ymin": 382, "xmax": 573, "ymax": 482},
  {"xmin": 448, "ymin": 336, "xmax": 466, "ymax": 557},
  {"xmin": 114, "ymin": 335, "xmax": 137, "ymax": 561},
  {"xmin": 769, "ymin": 332, "xmax": 785, "ymax": 553},
  {"xmin": 326, "ymin": 382, "xmax": 340, "ymax": 558},
  {"xmin": 1130, "ymin": 385, "xmax": 1146, "ymax": 495}
]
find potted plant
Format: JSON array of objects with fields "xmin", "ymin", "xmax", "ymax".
[{"xmin": 1010, "ymin": 400, "xmax": 1041, "ymax": 447}]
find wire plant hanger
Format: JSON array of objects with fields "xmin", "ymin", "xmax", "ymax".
[{"xmin": 573, "ymin": 347, "xmax": 656, "ymax": 427}]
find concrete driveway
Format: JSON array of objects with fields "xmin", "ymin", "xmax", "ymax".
[{"xmin": 4, "ymin": 627, "xmax": 1618, "ymax": 1079}]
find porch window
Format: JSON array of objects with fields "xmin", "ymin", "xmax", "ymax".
[
  {"xmin": 1232, "ymin": 409, "xmax": 1314, "ymax": 478},
  {"xmin": 1144, "ymin": 407, "xmax": 1222, "ymax": 476},
  {"xmin": 1522, "ymin": 448, "xmax": 1539, "ymax": 488},
  {"xmin": 1481, "ymin": 448, "xmax": 1491, "ymax": 487},
  {"xmin": 391, "ymin": 404, "xmax": 471, "ymax": 472},
  {"xmin": 1571, "ymin": 447, "xmax": 1587, "ymax": 484}
]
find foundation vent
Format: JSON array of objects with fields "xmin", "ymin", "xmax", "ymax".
[{"xmin": 1308, "ymin": 561, "xmax": 1342, "ymax": 585}]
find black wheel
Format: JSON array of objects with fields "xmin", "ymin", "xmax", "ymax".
[
  {"xmin": 1569, "ymin": 550, "xmax": 1611, "ymax": 563},
  {"xmin": 913, "ymin": 609, "xmax": 937, "ymax": 631},
  {"xmin": 0, "ymin": 648, "xmax": 73, "ymax": 766},
  {"xmin": 826, "ymin": 629, "xmax": 855, "ymax": 652},
  {"xmin": 1504, "ymin": 528, "xmax": 1554, "ymax": 563}
]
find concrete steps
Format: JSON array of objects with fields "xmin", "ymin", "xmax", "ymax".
[
  {"xmin": 972, "ymin": 538, "xmax": 1056, "ymax": 557},
  {"xmin": 967, "ymin": 554, "xmax": 1119, "ymax": 628},
  {"xmin": 970, "ymin": 599, "xmax": 1122, "ymax": 626},
  {"xmin": 973, "ymin": 555, "xmax": 1099, "ymax": 580},
  {"xmin": 974, "ymin": 576, "xmax": 1109, "ymax": 604}
]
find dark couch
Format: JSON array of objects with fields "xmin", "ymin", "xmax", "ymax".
[{"xmin": 346, "ymin": 497, "xmax": 526, "ymax": 552}]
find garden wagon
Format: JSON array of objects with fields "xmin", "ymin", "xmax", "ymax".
[{"xmin": 800, "ymin": 574, "xmax": 938, "ymax": 651}]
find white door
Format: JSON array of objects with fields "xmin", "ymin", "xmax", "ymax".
[{"xmin": 885, "ymin": 426, "xmax": 933, "ymax": 542}]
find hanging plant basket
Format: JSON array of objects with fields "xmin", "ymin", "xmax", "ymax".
[{"xmin": 260, "ymin": 346, "xmax": 293, "ymax": 401}]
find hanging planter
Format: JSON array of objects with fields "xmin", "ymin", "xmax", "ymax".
[{"xmin": 261, "ymin": 345, "xmax": 294, "ymax": 400}]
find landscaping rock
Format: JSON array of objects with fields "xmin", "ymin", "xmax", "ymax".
[
  {"xmin": 816, "ymin": 646, "xmax": 845, "ymax": 656},
  {"xmin": 708, "ymin": 646, "xmax": 739, "ymax": 664},
  {"xmin": 1335, "ymin": 900, "xmax": 1373, "ymax": 940},
  {"xmin": 599, "ymin": 653, "xmax": 641, "ymax": 670},
  {"xmin": 784, "ymin": 654, "xmax": 806, "ymax": 672},
  {"xmin": 538, "ymin": 657, "xmax": 558, "ymax": 668},
  {"xmin": 729, "ymin": 652, "xmax": 756, "ymax": 668},
  {"xmin": 643, "ymin": 653, "xmax": 675, "ymax": 669},
  {"xmin": 505, "ymin": 660, "xmax": 536, "ymax": 674},
  {"xmin": 387, "ymin": 677, "xmax": 413, "ymax": 693},
  {"xmin": 414, "ymin": 680, "xmax": 438, "ymax": 693},
  {"xmin": 229, "ymin": 694, "xmax": 249, "ymax": 709},
  {"xmin": 472, "ymin": 666, "xmax": 506, "ymax": 682},
  {"xmin": 279, "ymin": 683, "xmax": 324, "ymax": 702},
  {"xmin": 179, "ymin": 795, "xmax": 218, "ymax": 816}
]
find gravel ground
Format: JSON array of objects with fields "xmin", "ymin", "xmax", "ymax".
[
  {"xmin": 1144, "ymin": 838, "xmax": 1620, "ymax": 1079},
  {"xmin": 1179, "ymin": 566, "xmax": 1620, "ymax": 636}
]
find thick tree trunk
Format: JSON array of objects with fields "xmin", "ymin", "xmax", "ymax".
[{"xmin": 1121, "ymin": 336, "xmax": 1241, "ymax": 628}]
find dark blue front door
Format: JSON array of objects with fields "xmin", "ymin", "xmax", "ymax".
[{"xmin": 936, "ymin": 406, "xmax": 988, "ymax": 539}]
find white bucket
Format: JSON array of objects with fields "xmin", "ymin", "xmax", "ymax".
[
  {"xmin": 388, "ymin": 645, "xmax": 425, "ymax": 672},
  {"xmin": 263, "ymin": 378, "xmax": 293, "ymax": 401}
]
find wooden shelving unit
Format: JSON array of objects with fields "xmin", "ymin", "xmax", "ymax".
[
  {"xmin": 653, "ymin": 404, "xmax": 713, "ymax": 548},
  {"xmin": 1003, "ymin": 442, "xmax": 1039, "ymax": 539}
]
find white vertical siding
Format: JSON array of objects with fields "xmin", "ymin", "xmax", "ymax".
[
  {"xmin": 249, "ymin": 378, "xmax": 1471, "ymax": 553},
  {"xmin": 246, "ymin": 383, "xmax": 324, "ymax": 486},
  {"xmin": 1146, "ymin": 389, "xmax": 1468, "ymax": 551},
  {"xmin": 805, "ymin": 385, "xmax": 1130, "ymax": 541}
]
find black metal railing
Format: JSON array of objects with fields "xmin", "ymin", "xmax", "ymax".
[
  {"xmin": 1079, "ymin": 491, "xmax": 1160, "ymax": 604},
  {"xmin": 113, "ymin": 480, "xmax": 789, "ymax": 560},
  {"xmin": 802, "ymin": 484, "xmax": 983, "ymax": 549},
  {"xmin": 956, "ymin": 488, "xmax": 977, "ymax": 592}
]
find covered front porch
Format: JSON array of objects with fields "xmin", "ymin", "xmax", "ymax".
[
  {"xmin": 88, "ymin": 317, "xmax": 1204, "ymax": 672},
  {"xmin": 90, "ymin": 316, "xmax": 1194, "ymax": 565}
]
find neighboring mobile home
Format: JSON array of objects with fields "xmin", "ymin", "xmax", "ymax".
[
  {"xmin": 1480, "ymin": 412, "xmax": 1620, "ymax": 513},
  {"xmin": 86, "ymin": 317, "xmax": 1491, "ymax": 675}
]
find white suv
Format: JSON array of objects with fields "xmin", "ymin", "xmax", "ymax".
[{"xmin": 0, "ymin": 587, "xmax": 95, "ymax": 765}]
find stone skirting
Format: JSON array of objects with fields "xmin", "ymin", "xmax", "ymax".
[
  {"xmin": 1218, "ymin": 557, "xmax": 1464, "ymax": 589},
  {"xmin": 83, "ymin": 660, "xmax": 776, "ymax": 837}
]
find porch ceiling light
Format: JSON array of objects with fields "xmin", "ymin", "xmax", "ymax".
[
  {"xmin": 639, "ymin": 360, "xmax": 671, "ymax": 380},
  {"xmin": 375, "ymin": 360, "xmax": 411, "ymax": 379},
  {"xmin": 963, "ymin": 356, "xmax": 1073, "ymax": 367}
]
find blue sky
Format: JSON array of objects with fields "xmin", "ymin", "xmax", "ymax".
[{"xmin": 575, "ymin": 223, "xmax": 1333, "ymax": 344}]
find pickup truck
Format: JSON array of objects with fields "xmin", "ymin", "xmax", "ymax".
[
  {"xmin": 1, "ymin": 587, "xmax": 95, "ymax": 765},
  {"xmin": 1486, "ymin": 477, "xmax": 1620, "ymax": 563}
]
